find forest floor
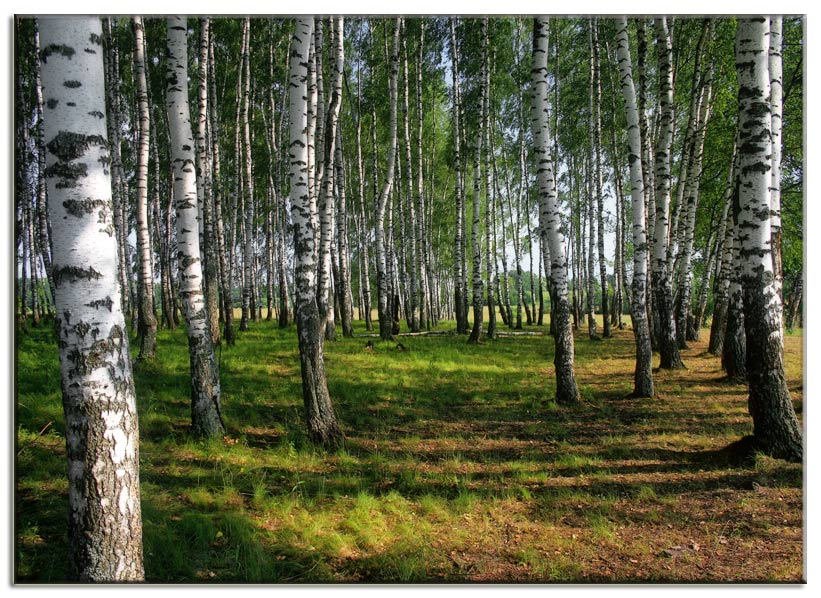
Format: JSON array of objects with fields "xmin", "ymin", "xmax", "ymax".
[{"xmin": 15, "ymin": 314, "xmax": 804, "ymax": 583}]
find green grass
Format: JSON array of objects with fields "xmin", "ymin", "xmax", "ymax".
[{"xmin": 14, "ymin": 315, "xmax": 804, "ymax": 582}]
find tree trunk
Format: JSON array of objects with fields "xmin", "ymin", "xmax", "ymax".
[
  {"xmin": 590, "ymin": 19, "xmax": 610, "ymax": 339},
  {"xmin": 239, "ymin": 18, "xmax": 254, "ymax": 332},
  {"xmin": 769, "ymin": 16, "xmax": 784, "ymax": 302},
  {"xmin": 335, "ymin": 127, "xmax": 355, "ymax": 337},
  {"xmin": 207, "ymin": 30, "xmax": 235, "ymax": 344},
  {"xmin": 375, "ymin": 20, "xmax": 401, "ymax": 341},
  {"xmin": 40, "ymin": 16, "xmax": 144, "ymax": 581},
  {"xmin": 288, "ymin": 18, "xmax": 344, "ymax": 448},
  {"xmin": 467, "ymin": 21, "xmax": 485, "ymax": 345},
  {"xmin": 734, "ymin": 17, "xmax": 802, "ymax": 462},
  {"xmin": 708, "ymin": 147, "xmax": 738, "ymax": 354},
  {"xmin": 33, "ymin": 20, "xmax": 56, "ymax": 306},
  {"xmin": 450, "ymin": 18, "xmax": 468, "ymax": 335},
  {"xmin": 166, "ymin": 16, "xmax": 225, "ymax": 439},
  {"xmin": 317, "ymin": 18, "xmax": 345, "ymax": 341},
  {"xmin": 354, "ymin": 37, "xmax": 372, "ymax": 331},
  {"xmin": 616, "ymin": 16, "xmax": 654, "ymax": 398},
  {"xmin": 132, "ymin": 16, "xmax": 158, "ymax": 359},
  {"xmin": 651, "ymin": 18, "xmax": 684, "ymax": 369},
  {"xmin": 531, "ymin": 17, "xmax": 580, "ymax": 405}
]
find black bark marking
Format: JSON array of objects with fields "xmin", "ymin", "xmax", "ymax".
[
  {"xmin": 88, "ymin": 110, "xmax": 105, "ymax": 119},
  {"xmin": 89, "ymin": 32, "xmax": 103, "ymax": 45},
  {"xmin": 45, "ymin": 161, "xmax": 87, "ymax": 188},
  {"xmin": 86, "ymin": 296, "xmax": 114, "ymax": 312},
  {"xmin": 63, "ymin": 198, "xmax": 108, "ymax": 218},
  {"xmin": 46, "ymin": 131, "xmax": 107, "ymax": 162},
  {"xmin": 64, "ymin": 80, "xmax": 82, "ymax": 88},
  {"xmin": 47, "ymin": 98, "xmax": 59, "ymax": 109},
  {"xmin": 41, "ymin": 43, "xmax": 75, "ymax": 63},
  {"xmin": 53, "ymin": 264, "xmax": 103, "ymax": 285}
]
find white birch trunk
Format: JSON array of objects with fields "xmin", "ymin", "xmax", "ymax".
[
  {"xmin": 615, "ymin": 16, "xmax": 654, "ymax": 398},
  {"xmin": 289, "ymin": 17, "xmax": 344, "ymax": 447},
  {"xmin": 166, "ymin": 16, "xmax": 224, "ymax": 438},
  {"xmin": 531, "ymin": 17, "xmax": 580, "ymax": 404},
  {"xmin": 651, "ymin": 18, "xmax": 684, "ymax": 369},
  {"xmin": 40, "ymin": 16, "xmax": 144, "ymax": 581},
  {"xmin": 735, "ymin": 17, "xmax": 801, "ymax": 462}
]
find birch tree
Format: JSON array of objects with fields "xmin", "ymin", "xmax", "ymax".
[
  {"xmin": 734, "ymin": 17, "xmax": 801, "ymax": 462},
  {"xmin": 166, "ymin": 16, "xmax": 225, "ymax": 438},
  {"xmin": 132, "ymin": 16, "xmax": 157, "ymax": 359},
  {"xmin": 651, "ymin": 18, "xmax": 684, "ymax": 369},
  {"xmin": 289, "ymin": 17, "xmax": 344, "ymax": 447},
  {"xmin": 375, "ymin": 20, "xmax": 401, "ymax": 341},
  {"xmin": 531, "ymin": 17, "xmax": 580, "ymax": 405},
  {"xmin": 615, "ymin": 16, "xmax": 654, "ymax": 398},
  {"xmin": 40, "ymin": 16, "xmax": 144, "ymax": 580},
  {"xmin": 450, "ymin": 18, "xmax": 468, "ymax": 335}
]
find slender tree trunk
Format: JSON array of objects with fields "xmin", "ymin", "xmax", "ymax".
[
  {"xmin": 734, "ymin": 17, "xmax": 801, "ymax": 462},
  {"xmin": 400, "ymin": 23, "xmax": 420, "ymax": 333},
  {"xmin": 132, "ymin": 16, "xmax": 157, "ymax": 358},
  {"xmin": 288, "ymin": 18, "xmax": 344, "ymax": 447},
  {"xmin": 785, "ymin": 271, "xmax": 802, "ymax": 331},
  {"xmin": 33, "ymin": 21, "xmax": 56, "ymax": 306},
  {"xmin": 531, "ymin": 17, "xmax": 580, "ymax": 405},
  {"xmin": 769, "ymin": 16, "xmax": 784, "ymax": 302},
  {"xmin": 467, "ymin": 20, "xmax": 486, "ymax": 345},
  {"xmin": 207, "ymin": 31, "xmax": 235, "ymax": 344},
  {"xmin": 482, "ymin": 20, "xmax": 497, "ymax": 340},
  {"xmin": 354, "ymin": 36, "xmax": 372, "ymax": 331},
  {"xmin": 40, "ymin": 16, "xmax": 144, "ymax": 581},
  {"xmin": 335, "ymin": 128, "xmax": 354, "ymax": 337},
  {"xmin": 652, "ymin": 18, "xmax": 684, "ymax": 369},
  {"xmin": 585, "ymin": 153, "xmax": 598, "ymax": 340},
  {"xmin": 590, "ymin": 19, "xmax": 610, "ymax": 338},
  {"xmin": 239, "ymin": 18, "xmax": 254, "ymax": 332},
  {"xmin": 317, "ymin": 18, "xmax": 345, "ymax": 341},
  {"xmin": 166, "ymin": 16, "xmax": 225, "ymax": 438},
  {"xmin": 707, "ymin": 171, "xmax": 737, "ymax": 355},
  {"xmin": 450, "ymin": 18, "xmax": 468, "ymax": 335},
  {"xmin": 375, "ymin": 20, "xmax": 401, "ymax": 341},
  {"xmin": 616, "ymin": 16, "xmax": 654, "ymax": 398},
  {"xmin": 676, "ymin": 65, "xmax": 714, "ymax": 348}
]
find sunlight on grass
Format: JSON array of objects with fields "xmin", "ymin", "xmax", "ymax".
[{"xmin": 15, "ymin": 318, "xmax": 804, "ymax": 582}]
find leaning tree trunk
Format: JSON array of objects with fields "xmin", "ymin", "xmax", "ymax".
[
  {"xmin": 166, "ymin": 16, "xmax": 225, "ymax": 439},
  {"xmin": 40, "ymin": 16, "xmax": 144, "ymax": 581},
  {"xmin": 722, "ymin": 222, "xmax": 747, "ymax": 382},
  {"xmin": 708, "ymin": 147, "xmax": 738, "ymax": 354},
  {"xmin": 132, "ymin": 16, "xmax": 158, "ymax": 359},
  {"xmin": 734, "ymin": 17, "xmax": 802, "ymax": 462},
  {"xmin": 651, "ymin": 18, "xmax": 684, "ymax": 369},
  {"xmin": 531, "ymin": 17, "xmax": 580, "ymax": 405},
  {"xmin": 288, "ymin": 17, "xmax": 344, "ymax": 447},
  {"xmin": 616, "ymin": 16, "xmax": 654, "ymax": 398}
]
